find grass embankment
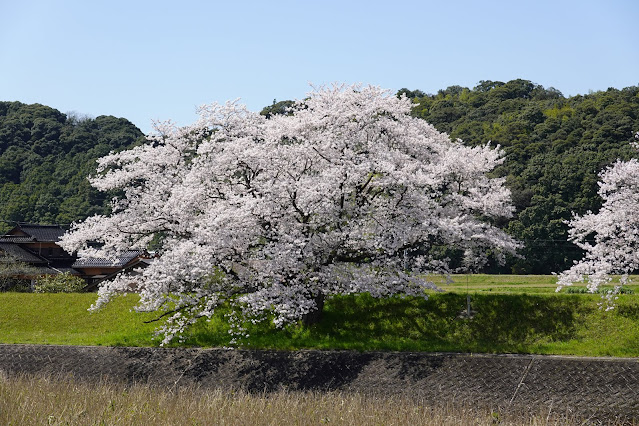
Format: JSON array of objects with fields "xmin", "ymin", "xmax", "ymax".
[
  {"xmin": 0, "ymin": 293, "xmax": 159, "ymax": 347},
  {"xmin": 0, "ymin": 275, "xmax": 638, "ymax": 356},
  {"xmin": 0, "ymin": 373, "xmax": 594, "ymax": 425}
]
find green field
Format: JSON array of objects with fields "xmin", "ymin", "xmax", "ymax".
[
  {"xmin": 433, "ymin": 274, "xmax": 639, "ymax": 294},
  {"xmin": 0, "ymin": 275, "xmax": 638, "ymax": 357}
]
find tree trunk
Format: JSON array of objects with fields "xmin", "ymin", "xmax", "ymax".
[{"xmin": 302, "ymin": 293, "xmax": 325, "ymax": 326}]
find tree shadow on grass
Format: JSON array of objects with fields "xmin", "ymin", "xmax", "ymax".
[
  {"xmin": 312, "ymin": 293, "xmax": 588, "ymax": 353},
  {"xmin": 616, "ymin": 299, "xmax": 639, "ymax": 320},
  {"xmin": 178, "ymin": 293, "xmax": 590, "ymax": 353},
  {"xmin": 466, "ymin": 294, "xmax": 587, "ymax": 349}
]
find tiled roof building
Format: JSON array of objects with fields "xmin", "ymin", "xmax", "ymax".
[
  {"xmin": 0, "ymin": 223, "xmax": 150, "ymax": 289},
  {"xmin": 8, "ymin": 224, "xmax": 66, "ymax": 243}
]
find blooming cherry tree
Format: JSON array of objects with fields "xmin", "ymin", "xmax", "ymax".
[
  {"xmin": 557, "ymin": 133, "xmax": 639, "ymax": 304},
  {"xmin": 61, "ymin": 84, "xmax": 519, "ymax": 344}
]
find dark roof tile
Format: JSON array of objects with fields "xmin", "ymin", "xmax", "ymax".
[
  {"xmin": 15, "ymin": 224, "xmax": 66, "ymax": 242},
  {"xmin": 0, "ymin": 236, "xmax": 35, "ymax": 243},
  {"xmin": 0, "ymin": 243, "xmax": 47, "ymax": 264},
  {"xmin": 73, "ymin": 250, "xmax": 142, "ymax": 268}
]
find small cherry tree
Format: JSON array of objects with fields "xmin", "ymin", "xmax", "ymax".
[
  {"xmin": 61, "ymin": 84, "xmax": 519, "ymax": 344},
  {"xmin": 557, "ymin": 132, "xmax": 639, "ymax": 305}
]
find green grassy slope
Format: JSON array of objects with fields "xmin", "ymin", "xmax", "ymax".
[
  {"xmin": 0, "ymin": 293, "xmax": 158, "ymax": 346},
  {"xmin": 0, "ymin": 276, "xmax": 637, "ymax": 356}
]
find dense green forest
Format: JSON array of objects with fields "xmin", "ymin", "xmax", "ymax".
[
  {"xmin": 1, "ymin": 80, "xmax": 638, "ymax": 274},
  {"xmin": 0, "ymin": 102, "xmax": 145, "ymax": 233}
]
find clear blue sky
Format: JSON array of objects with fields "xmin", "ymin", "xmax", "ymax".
[{"xmin": 1, "ymin": 0, "xmax": 637, "ymax": 134}]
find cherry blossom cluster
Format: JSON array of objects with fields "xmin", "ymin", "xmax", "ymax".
[
  {"xmin": 557, "ymin": 132, "xmax": 639, "ymax": 306},
  {"xmin": 61, "ymin": 84, "xmax": 519, "ymax": 344}
]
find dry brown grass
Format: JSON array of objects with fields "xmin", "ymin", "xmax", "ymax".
[{"xmin": 0, "ymin": 372, "xmax": 626, "ymax": 425}]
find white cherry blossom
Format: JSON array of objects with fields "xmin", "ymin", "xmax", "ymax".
[
  {"xmin": 557, "ymin": 132, "xmax": 639, "ymax": 306},
  {"xmin": 61, "ymin": 84, "xmax": 519, "ymax": 344}
]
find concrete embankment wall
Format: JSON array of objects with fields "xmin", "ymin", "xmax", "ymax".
[{"xmin": 0, "ymin": 344, "xmax": 637, "ymax": 420}]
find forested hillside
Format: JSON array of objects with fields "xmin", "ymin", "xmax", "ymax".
[
  {"xmin": 399, "ymin": 80, "xmax": 639, "ymax": 273},
  {"xmin": 2, "ymin": 80, "xmax": 638, "ymax": 274},
  {"xmin": 0, "ymin": 102, "xmax": 145, "ymax": 233}
]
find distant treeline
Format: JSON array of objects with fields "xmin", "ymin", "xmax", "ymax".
[{"xmin": 2, "ymin": 79, "xmax": 638, "ymax": 273}]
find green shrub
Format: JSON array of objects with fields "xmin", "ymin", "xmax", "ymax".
[
  {"xmin": 0, "ymin": 277, "xmax": 32, "ymax": 292},
  {"xmin": 0, "ymin": 254, "xmax": 38, "ymax": 292},
  {"xmin": 33, "ymin": 272, "xmax": 86, "ymax": 293}
]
